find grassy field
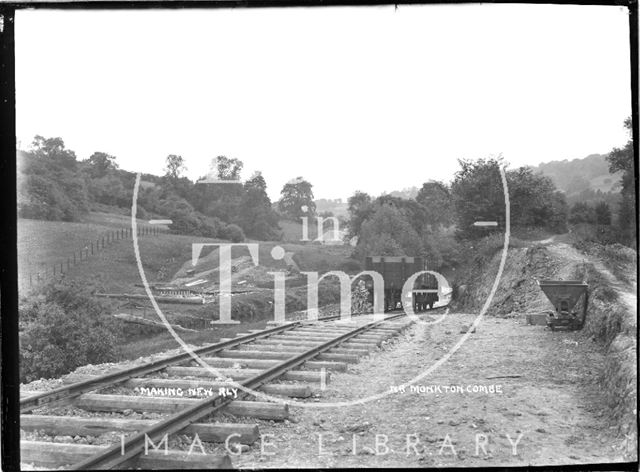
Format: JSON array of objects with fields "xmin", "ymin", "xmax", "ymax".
[{"xmin": 18, "ymin": 212, "xmax": 168, "ymax": 272}]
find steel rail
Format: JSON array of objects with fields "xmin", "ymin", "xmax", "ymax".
[{"xmin": 70, "ymin": 312, "xmax": 407, "ymax": 470}]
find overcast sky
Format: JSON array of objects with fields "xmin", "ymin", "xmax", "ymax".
[{"xmin": 15, "ymin": 4, "xmax": 632, "ymax": 201}]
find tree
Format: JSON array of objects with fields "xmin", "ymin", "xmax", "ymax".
[
  {"xmin": 451, "ymin": 157, "xmax": 506, "ymax": 239},
  {"xmin": 18, "ymin": 137, "xmax": 89, "ymax": 221},
  {"xmin": 237, "ymin": 172, "xmax": 280, "ymax": 240},
  {"xmin": 594, "ymin": 201, "xmax": 612, "ymax": 225},
  {"xmin": 354, "ymin": 204, "xmax": 423, "ymax": 259},
  {"xmin": 569, "ymin": 202, "xmax": 595, "ymax": 224},
  {"xmin": 278, "ymin": 177, "xmax": 316, "ymax": 219},
  {"xmin": 508, "ymin": 167, "xmax": 561, "ymax": 228},
  {"xmin": 416, "ymin": 181, "xmax": 453, "ymax": 229},
  {"xmin": 30, "ymin": 135, "xmax": 78, "ymax": 170},
  {"xmin": 606, "ymin": 117, "xmax": 636, "ymax": 245},
  {"xmin": 211, "ymin": 156, "xmax": 243, "ymax": 181},
  {"xmin": 85, "ymin": 152, "xmax": 118, "ymax": 178},
  {"xmin": 347, "ymin": 191, "xmax": 374, "ymax": 238},
  {"xmin": 164, "ymin": 154, "xmax": 187, "ymax": 180},
  {"xmin": 451, "ymin": 157, "xmax": 568, "ymax": 239}
]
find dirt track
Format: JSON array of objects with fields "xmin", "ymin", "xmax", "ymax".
[{"xmin": 235, "ymin": 311, "xmax": 632, "ymax": 468}]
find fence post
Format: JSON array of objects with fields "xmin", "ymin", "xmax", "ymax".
[
  {"xmin": 67, "ymin": 258, "xmax": 70, "ymax": 270},
  {"xmin": 91, "ymin": 242, "xmax": 94, "ymax": 255},
  {"xmin": 29, "ymin": 274, "xmax": 32, "ymax": 287}
]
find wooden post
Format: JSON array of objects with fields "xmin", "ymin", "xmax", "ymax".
[
  {"xmin": 91, "ymin": 242, "xmax": 94, "ymax": 255},
  {"xmin": 29, "ymin": 274, "xmax": 32, "ymax": 287},
  {"xmin": 60, "ymin": 262, "xmax": 63, "ymax": 274}
]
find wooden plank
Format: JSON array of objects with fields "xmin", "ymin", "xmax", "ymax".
[
  {"xmin": 198, "ymin": 357, "xmax": 279, "ymax": 369},
  {"xmin": 198, "ymin": 357, "xmax": 345, "ymax": 372},
  {"xmin": 166, "ymin": 366, "xmax": 329, "ymax": 383},
  {"xmin": 240, "ymin": 343, "xmax": 370, "ymax": 356},
  {"xmin": 270, "ymin": 336, "xmax": 383, "ymax": 347},
  {"xmin": 20, "ymin": 441, "xmax": 232, "ymax": 469},
  {"xmin": 226, "ymin": 400, "xmax": 289, "ymax": 420},
  {"xmin": 304, "ymin": 360, "xmax": 347, "ymax": 371},
  {"xmin": 20, "ymin": 415, "xmax": 259, "ymax": 444},
  {"xmin": 62, "ymin": 374, "xmax": 307, "ymax": 397},
  {"xmin": 249, "ymin": 339, "xmax": 323, "ymax": 348},
  {"xmin": 261, "ymin": 384, "xmax": 311, "ymax": 398},
  {"xmin": 217, "ymin": 350, "xmax": 294, "ymax": 360},
  {"xmin": 281, "ymin": 334, "xmax": 383, "ymax": 344},
  {"xmin": 340, "ymin": 341, "xmax": 378, "ymax": 350},
  {"xmin": 73, "ymin": 394, "xmax": 288, "ymax": 419},
  {"xmin": 317, "ymin": 353, "xmax": 360, "ymax": 363},
  {"xmin": 326, "ymin": 347, "xmax": 369, "ymax": 355}
]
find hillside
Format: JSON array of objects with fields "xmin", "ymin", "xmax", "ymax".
[{"xmin": 531, "ymin": 154, "xmax": 621, "ymax": 205}]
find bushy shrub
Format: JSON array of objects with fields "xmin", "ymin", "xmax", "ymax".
[
  {"xmin": 221, "ymin": 223, "xmax": 245, "ymax": 243},
  {"xmin": 18, "ymin": 174, "xmax": 87, "ymax": 221},
  {"xmin": 19, "ymin": 282, "xmax": 122, "ymax": 382}
]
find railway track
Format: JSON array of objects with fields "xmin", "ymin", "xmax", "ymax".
[{"xmin": 20, "ymin": 307, "xmax": 446, "ymax": 469}]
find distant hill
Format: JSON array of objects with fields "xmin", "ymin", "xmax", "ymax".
[
  {"xmin": 387, "ymin": 187, "xmax": 419, "ymax": 200},
  {"xmin": 531, "ymin": 154, "xmax": 622, "ymax": 206}
]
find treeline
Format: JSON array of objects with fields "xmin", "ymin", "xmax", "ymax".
[
  {"xmin": 17, "ymin": 137, "xmax": 321, "ymax": 241},
  {"xmin": 347, "ymin": 159, "xmax": 570, "ymax": 269},
  {"xmin": 348, "ymin": 116, "xmax": 636, "ymax": 268}
]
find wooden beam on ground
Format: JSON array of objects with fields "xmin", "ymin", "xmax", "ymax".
[
  {"xmin": 198, "ymin": 357, "xmax": 279, "ymax": 369},
  {"xmin": 327, "ymin": 347, "xmax": 369, "ymax": 355},
  {"xmin": 217, "ymin": 350, "xmax": 295, "ymax": 360},
  {"xmin": 20, "ymin": 441, "xmax": 231, "ymax": 469},
  {"xmin": 73, "ymin": 394, "xmax": 288, "ymax": 419},
  {"xmin": 317, "ymin": 353, "xmax": 360, "ymax": 363},
  {"xmin": 260, "ymin": 383, "xmax": 311, "ymax": 398},
  {"xmin": 62, "ymin": 374, "xmax": 308, "ymax": 398},
  {"xmin": 249, "ymin": 339, "xmax": 323, "ymax": 348},
  {"xmin": 197, "ymin": 357, "xmax": 346, "ymax": 372},
  {"xmin": 166, "ymin": 366, "xmax": 329, "ymax": 383},
  {"xmin": 20, "ymin": 415, "xmax": 259, "ymax": 444}
]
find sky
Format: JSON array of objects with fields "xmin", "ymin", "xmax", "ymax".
[{"xmin": 15, "ymin": 4, "xmax": 632, "ymax": 201}]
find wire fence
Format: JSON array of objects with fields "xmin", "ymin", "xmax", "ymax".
[{"xmin": 20, "ymin": 225, "xmax": 162, "ymax": 290}]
